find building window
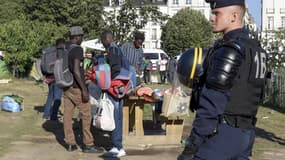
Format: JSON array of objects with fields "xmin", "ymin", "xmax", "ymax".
[
  {"xmin": 266, "ymin": 8, "xmax": 275, "ymax": 13},
  {"xmin": 282, "ymin": 17, "xmax": 285, "ymax": 28},
  {"xmin": 114, "ymin": 0, "xmax": 125, "ymax": 5},
  {"xmin": 267, "ymin": 16, "xmax": 274, "ymax": 30},
  {"xmin": 265, "ymin": 0, "xmax": 275, "ymax": 13},
  {"xmin": 186, "ymin": 0, "xmax": 192, "ymax": 5},
  {"xmin": 151, "ymin": 28, "xmax": 157, "ymax": 40},
  {"xmin": 173, "ymin": 0, "xmax": 179, "ymax": 5},
  {"xmin": 281, "ymin": 0, "xmax": 285, "ymax": 13}
]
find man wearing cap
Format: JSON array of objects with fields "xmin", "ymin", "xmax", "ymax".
[
  {"xmin": 63, "ymin": 26, "xmax": 103, "ymax": 153},
  {"xmin": 177, "ymin": 0, "xmax": 266, "ymax": 159}
]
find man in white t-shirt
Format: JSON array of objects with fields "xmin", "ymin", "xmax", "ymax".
[{"xmin": 157, "ymin": 58, "xmax": 167, "ymax": 84}]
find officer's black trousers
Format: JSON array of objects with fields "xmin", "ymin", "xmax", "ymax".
[{"xmin": 193, "ymin": 122, "xmax": 255, "ymax": 160}]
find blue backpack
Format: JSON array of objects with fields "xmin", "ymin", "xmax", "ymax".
[{"xmin": 95, "ymin": 55, "xmax": 111, "ymax": 90}]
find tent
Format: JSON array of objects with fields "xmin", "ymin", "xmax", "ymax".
[
  {"xmin": 29, "ymin": 58, "xmax": 43, "ymax": 81},
  {"xmin": 81, "ymin": 39, "xmax": 105, "ymax": 52}
]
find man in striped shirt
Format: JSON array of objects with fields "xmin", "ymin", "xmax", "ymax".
[{"xmin": 121, "ymin": 32, "xmax": 145, "ymax": 87}]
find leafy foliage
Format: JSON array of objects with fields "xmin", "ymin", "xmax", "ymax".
[
  {"xmin": 0, "ymin": 15, "xmax": 67, "ymax": 76},
  {"xmin": 104, "ymin": 0, "xmax": 168, "ymax": 44},
  {"xmin": 262, "ymin": 28, "xmax": 285, "ymax": 69},
  {"xmin": 161, "ymin": 8, "xmax": 213, "ymax": 56},
  {"xmin": 0, "ymin": 0, "xmax": 167, "ymax": 78},
  {"xmin": 0, "ymin": 0, "xmax": 23, "ymax": 24},
  {"xmin": 23, "ymin": 0, "xmax": 104, "ymax": 39}
]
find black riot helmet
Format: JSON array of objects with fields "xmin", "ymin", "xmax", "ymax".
[{"xmin": 177, "ymin": 48, "xmax": 208, "ymax": 88}]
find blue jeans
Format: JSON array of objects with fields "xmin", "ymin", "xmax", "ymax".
[
  {"xmin": 108, "ymin": 94, "xmax": 123, "ymax": 149},
  {"xmin": 130, "ymin": 66, "xmax": 137, "ymax": 88},
  {"xmin": 43, "ymin": 81, "xmax": 63, "ymax": 120}
]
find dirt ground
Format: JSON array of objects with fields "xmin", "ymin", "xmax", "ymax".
[
  {"xmin": 1, "ymin": 118, "xmax": 285, "ymax": 160},
  {"xmin": 0, "ymin": 119, "xmax": 185, "ymax": 160},
  {"xmin": 1, "ymin": 80, "xmax": 285, "ymax": 160},
  {"xmin": 0, "ymin": 111, "xmax": 185, "ymax": 160}
]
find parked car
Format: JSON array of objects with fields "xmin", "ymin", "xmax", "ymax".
[{"xmin": 143, "ymin": 48, "xmax": 169, "ymax": 71}]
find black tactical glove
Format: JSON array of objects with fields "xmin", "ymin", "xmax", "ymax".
[
  {"xmin": 177, "ymin": 134, "xmax": 200, "ymax": 160},
  {"xmin": 177, "ymin": 141, "xmax": 198, "ymax": 160},
  {"xmin": 190, "ymin": 91, "xmax": 198, "ymax": 112},
  {"xmin": 189, "ymin": 86, "xmax": 201, "ymax": 112},
  {"xmin": 177, "ymin": 130, "xmax": 204, "ymax": 160}
]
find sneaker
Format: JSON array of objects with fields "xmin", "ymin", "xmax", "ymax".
[
  {"xmin": 82, "ymin": 145, "xmax": 104, "ymax": 153},
  {"xmin": 42, "ymin": 117, "xmax": 49, "ymax": 121},
  {"xmin": 103, "ymin": 147, "xmax": 126, "ymax": 158},
  {"xmin": 116, "ymin": 148, "xmax": 126, "ymax": 157},
  {"xmin": 109, "ymin": 147, "xmax": 119, "ymax": 152}
]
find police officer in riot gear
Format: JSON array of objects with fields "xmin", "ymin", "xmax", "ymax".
[{"xmin": 177, "ymin": 0, "xmax": 267, "ymax": 159}]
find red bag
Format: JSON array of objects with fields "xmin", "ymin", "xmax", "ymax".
[{"xmin": 45, "ymin": 77, "xmax": 54, "ymax": 84}]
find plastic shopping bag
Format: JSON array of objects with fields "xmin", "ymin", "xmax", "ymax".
[{"xmin": 93, "ymin": 92, "xmax": 115, "ymax": 131}]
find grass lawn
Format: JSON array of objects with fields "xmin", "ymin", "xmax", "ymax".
[
  {"xmin": 0, "ymin": 79, "xmax": 48, "ymax": 156},
  {"xmin": 0, "ymin": 79, "xmax": 285, "ymax": 159}
]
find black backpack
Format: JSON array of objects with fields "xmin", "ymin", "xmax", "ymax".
[{"xmin": 53, "ymin": 44, "xmax": 78, "ymax": 88}]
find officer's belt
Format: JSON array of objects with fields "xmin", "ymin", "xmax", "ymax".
[{"xmin": 218, "ymin": 114, "xmax": 257, "ymax": 129}]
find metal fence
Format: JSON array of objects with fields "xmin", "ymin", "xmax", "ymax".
[{"xmin": 264, "ymin": 69, "xmax": 285, "ymax": 108}]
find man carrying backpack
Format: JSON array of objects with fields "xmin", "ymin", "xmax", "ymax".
[
  {"xmin": 63, "ymin": 26, "xmax": 103, "ymax": 153},
  {"xmin": 42, "ymin": 38, "xmax": 65, "ymax": 121}
]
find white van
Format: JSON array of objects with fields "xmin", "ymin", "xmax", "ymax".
[{"xmin": 143, "ymin": 48, "xmax": 169, "ymax": 71}]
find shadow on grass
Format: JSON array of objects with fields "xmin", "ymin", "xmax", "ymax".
[
  {"xmin": 34, "ymin": 105, "xmax": 45, "ymax": 113},
  {"xmin": 98, "ymin": 156, "xmax": 120, "ymax": 160},
  {"xmin": 255, "ymin": 127, "xmax": 285, "ymax": 145},
  {"xmin": 90, "ymin": 126, "xmax": 113, "ymax": 151},
  {"xmin": 33, "ymin": 105, "xmax": 64, "ymax": 118},
  {"xmin": 261, "ymin": 103, "xmax": 285, "ymax": 114},
  {"xmin": 41, "ymin": 119, "xmax": 84, "ymax": 150},
  {"xmin": 41, "ymin": 119, "xmax": 113, "ymax": 153}
]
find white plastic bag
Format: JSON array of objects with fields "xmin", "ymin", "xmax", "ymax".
[{"xmin": 93, "ymin": 92, "xmax": 115, "ymax": 131}]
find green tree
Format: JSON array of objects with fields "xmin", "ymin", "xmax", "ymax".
[
  {"xmin": 0, "ymin": 15, "xmax": 66, "ymax": 77},
  {"xmin": 161, "ymin": 8, "xmax": 213, "ymax": 56},
  {"xmin": 262, "ymin": 28, "xmax": 285, "ymax": 69},
  {"xmin": 0, "ymin": 0, "xmax": 23, "ymax": 24},
  {"xmin": 23, "ymin": 0, "xmax": 104, "ymax": 39},
  {"xmin": 104, "ymin": 0, "xmax": 168, "ymax": 44}
]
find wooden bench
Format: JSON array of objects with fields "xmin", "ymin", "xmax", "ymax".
[{"xmin": 122, "ymin": 96, "xmax": 184, "ymax": 147}]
